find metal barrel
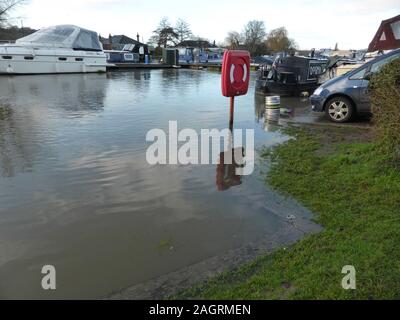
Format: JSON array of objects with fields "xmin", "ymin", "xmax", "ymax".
[
  {"xmin": 265, "ymin": 96, "xmax": 281, "ymax": 107},
  {"xmin": 265, "ymin": 95, "xmax": 280, "ymax": 121}
]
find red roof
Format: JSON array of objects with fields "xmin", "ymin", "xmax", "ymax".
[{"xmin": 368, "ymin": 15, "xmax": 400, "ymax": 52}]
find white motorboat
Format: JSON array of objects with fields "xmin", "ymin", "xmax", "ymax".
[{"xmin": 0, "ymin": 25, "xmax": 108, "ymax": 74}]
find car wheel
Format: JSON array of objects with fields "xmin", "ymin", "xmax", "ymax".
[{"xmin": 325, "ymin": 96, "xmax": 354, "ymax": 123}]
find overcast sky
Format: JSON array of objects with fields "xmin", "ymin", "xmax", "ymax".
[{"xmin": 11, "ymin": 0, "xmax": 400, "ymax": 49}]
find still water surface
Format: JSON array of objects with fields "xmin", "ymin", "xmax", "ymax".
[{"xmin": 0, "ymin": 70, "xmax": 310, "ymax": 299}]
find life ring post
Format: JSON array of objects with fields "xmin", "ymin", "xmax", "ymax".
[
  {"xmin": 221, "ymin": 50, "xmax": 251, "ymax": 130},
  {"xmin": 229, "ymin": 96, "xmax": 235, "ymax": 130}
]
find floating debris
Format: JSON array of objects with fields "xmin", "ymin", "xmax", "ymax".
[
  {"xmin": 280, "ymin": 107, "xmax": 293, "ymax": 116},
  {"xmin": 155, "ymin": 239, "xmax": 174, "ymax": 252}
]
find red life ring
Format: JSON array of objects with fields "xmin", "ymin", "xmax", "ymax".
[{"xmin": 222, "ymin": 50, "xmax": 251, "ymax": 97}]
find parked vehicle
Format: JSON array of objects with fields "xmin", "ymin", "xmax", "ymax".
[
  {"xmin": 310, "ymin": 49, "xmax": 400, "ymax": 123},
  {"xmin": 0, "ymin": 25, "xmax": 108, "ymax": 74}
]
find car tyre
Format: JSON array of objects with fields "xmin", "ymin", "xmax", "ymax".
[{"xmin": 325, "ymin": 96, "xmax": 354, "ymax": 123}]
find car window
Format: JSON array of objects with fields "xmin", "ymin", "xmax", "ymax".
[
  {"xmin": 349, "ymin": 68, "xmax": 366, "ymax": 80},
  {"xmin": 371, "ymin": 53, "xmax": 400, "ymax": 73}
]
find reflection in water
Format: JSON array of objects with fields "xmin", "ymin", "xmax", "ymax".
[
  {"xmin": 215, "ymin": 112, "xmax": 245, "ymax": 192},
  {"xmin": 106, "ymin": 70, "xmax": 151, "ymax": 104},
  {"xmin": 0, "ymin": 74, "xmax": 107, "ymax": 115},
  {"xmin": 216, "ymin": 147, "xmax": 244, "ymax": 191},
  {"xmin": 254, "ymin": 93, "xmax": 266, "ymax": 122},
  {"xmin": 0, "ymin": 105, "xmax": 31, "ymax": 177},
  {"xmin": 160, "ymin": 69, "xmax": 203, "ymax": 98},
  {"xmin": 0, "ymin": 74, "xmax": 107, "ymax": 178},
  {"xmin": 263, "ymin": 118, "xmax": 283, "ymax": 133}
]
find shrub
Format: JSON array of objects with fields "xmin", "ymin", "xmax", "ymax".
[{"xmin": 370, "ymin": 58, "xmax": 400, "ymax": 162}]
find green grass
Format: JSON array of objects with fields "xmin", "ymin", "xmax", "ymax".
[{"xmin": 177, "ymin": 127, "xmax": 400, "ymax": 300}]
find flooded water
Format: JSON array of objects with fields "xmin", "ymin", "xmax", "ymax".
[{"xmin": 0, "ymin": 70, "xmax": 315, "ymax": 299}]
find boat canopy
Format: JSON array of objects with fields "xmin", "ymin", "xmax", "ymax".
[{"xmin": 16, "ymin": 25, "xmax": 103, "ymax": 51}]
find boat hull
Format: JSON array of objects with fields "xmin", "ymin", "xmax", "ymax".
[
  {"xmin": 256, "ymin": 79, "xmax": 320, "ymax": 97},
  {"xmin": 0, "ymin": 46, "xmax": 107, "ymax": 74}
]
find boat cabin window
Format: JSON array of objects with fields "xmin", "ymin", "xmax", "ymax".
[
  {"xmin": 24, "ymin": 56, "xmax": 34, "ymax": 60},
  {"xmin": 267, "ymin": 70, "xmax": 274, "ymax": 80},
  {"xmin": 75, "ymin": 58, "xmax": 83, "ymax": 61},
  {"xmin": 58, "ymin": 57, "xmax": 67, "ymax": 61},
  {"xmin": 1, "ymin": 56, "xmax": 12, "ymax": 60},
  {"xmin": 124, "ymin": 53, "xmax": 134, "ymax": 61},
  {"xmin": 277, "ymin": 72, "xmax": 296, "ymax": 84}
]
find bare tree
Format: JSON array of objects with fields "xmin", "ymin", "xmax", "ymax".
[
  {"xmin": 149, "ymin": 17, "xmax": 178, "ymax": 48},
  {"xmin": 243, "ymin": 20, "xmax": 266, "ymax": 56},
  {"xmin": 175, "ymin": 18, "xmax": 192, "ymax": 44},
  {"xmin": 148, "ymin": 17, "xmax": 170, "ymax": 47},
  {"xmin": 265, "ymin": 27, "xmax": 297, "ymax": 54},
  {"xmin": 0, "ymin": 0, "xmax": 24, "ymax": 26},
  {"xmin": 225, "ymin": 31, "xmax": 242, "ymax": 50}
]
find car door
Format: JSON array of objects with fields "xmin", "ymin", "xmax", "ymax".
[
  {"xmin": 359, "ymin": 66, "xmax": 372, "ymax": 112},
  {"xmin": 346, "ymin": 66, "xmax": 368, "ymax": 107}
]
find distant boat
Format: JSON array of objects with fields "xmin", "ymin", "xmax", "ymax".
[
  {"xmin": 256, "ymin": 55, "xmax": 329, "ymax": 96},
  {"xmin": 178, "ymin": 47, "xmax": 225, "ymax": 64},
  {"xmin": 0, "ymin": 25, "xmax": 108, "ymax": 74}
]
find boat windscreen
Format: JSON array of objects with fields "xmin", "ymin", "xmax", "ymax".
[{"xmin": 72, "ymin": 29, "xmax": 103, "ymax": 51}]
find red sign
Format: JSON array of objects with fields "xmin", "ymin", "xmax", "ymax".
[{"xmin": 221, "ymin": 50, "xmax": 251, "ymax": 97}]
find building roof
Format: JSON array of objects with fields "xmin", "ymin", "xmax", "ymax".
[
  {"xmin": 101, "ymin": 35, "xmax": 144, "ymax": 46},
  {"xmin": 368, "ymin": 15, "xmax": 400, "ymax": 52}
]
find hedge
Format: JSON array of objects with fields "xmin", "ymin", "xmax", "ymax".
[{"xmin": 370, "ymin": 58, "xmax": 400, "ymax": 163}]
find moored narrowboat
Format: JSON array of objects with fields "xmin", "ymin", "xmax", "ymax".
[{"xmin": 256, "ymin": 55, "xmax": 329, "ymax": 96}]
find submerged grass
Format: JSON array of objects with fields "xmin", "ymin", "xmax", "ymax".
[{"xmin": 177, "ymin": 127, "xmax": 400, "ymax": 299}]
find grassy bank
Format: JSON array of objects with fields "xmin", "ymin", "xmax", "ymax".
[{"xmin": 178, "ymin": 126, "xmax": 400, "ymax": 299}]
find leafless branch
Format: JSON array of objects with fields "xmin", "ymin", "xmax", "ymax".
[{"xmin": 0, "ymin": 0, "xmax": 25, "ymax": 25}]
